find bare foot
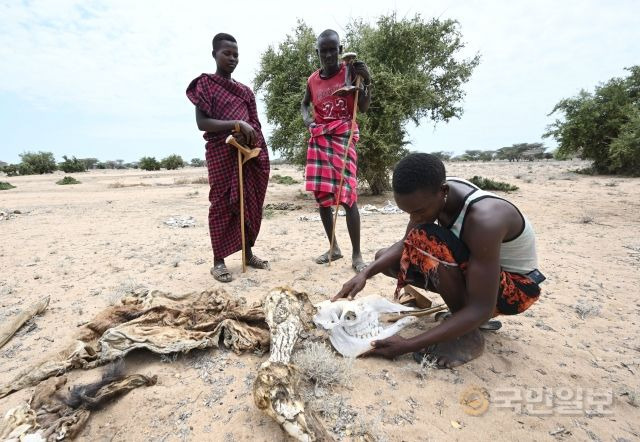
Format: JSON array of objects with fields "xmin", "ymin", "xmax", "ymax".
[
  {"xmin": 351, "ymin": 255, "xmax": 367, "ymax": 273},
  {"xmin": 418, "ymin": 329, "xmax": 485, "ymax": 368}
]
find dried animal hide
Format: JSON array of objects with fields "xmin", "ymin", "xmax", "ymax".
[
  {"xmin": 0, "ymin": 341, "xmax": 100, "ymax": 400},
  {"xmin": 314, "ymin": 295, "xmax": 417, "ymax": 357},
  {"xmin": 0, "ymin": 289, "xmax": 268, "ymax": 398},
  {"xmin": 254, "ymin": 287, "xmax": 334, "ymax": 442},
  {"xmin": 0, "ymin": 363, "xmax": 155, "ymax": 441}
]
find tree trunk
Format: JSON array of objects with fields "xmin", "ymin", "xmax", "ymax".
[{"xmin": 367, "ymin": 174, "xmax": 392, "ymax": 195}]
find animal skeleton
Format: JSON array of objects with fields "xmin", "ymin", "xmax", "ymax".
[
  {"xmin": 253, "ymin": 287, "xmax": 333, "ymax": 441},
  {"xmin": 313, "ymin": 295, "xmax": 417, "ymax": 357}
]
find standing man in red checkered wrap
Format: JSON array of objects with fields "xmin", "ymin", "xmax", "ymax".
[
  {"xmin": 300, "ymin": 29, "xmax": 372, "ymax": 273},
  {"xmin": 186, "ymin": 33, "xmax": 270, "ymax": 283}
]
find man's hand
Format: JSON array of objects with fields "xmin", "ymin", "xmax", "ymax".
[
  {"xmin": 362, "ymin": 335, "xmax": 409, "ymax": 359},
  {"xmin": 237, "ymin": 121, "xmax": 257, "ymax": 146},
  {"xmin": 353, "ymin": 60, "xmax": 371, "ymax": 85},
  {"xmin": 332, "ymin": 272, "xmax": 367, "ymax": 301},
  {"xmin": 233, "ymin": 131, "xmax": 248, "ymax": 146}
]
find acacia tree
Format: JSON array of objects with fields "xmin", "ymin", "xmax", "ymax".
[
  {"xmin": 495, "ymin": 143, "xmax": 546, "ymax": 162},
  {"xmin": 430, "ymin": 151, "xmax": 454, "ymax": 161},
  {"xmin": 254, "ymin": 22, "xmax": 317, "ymax": 166},
  {"xmin": 544, "ymin": 66, "xmax": 639, "ymax": 175},
  {"xmin": 19, "ymin": 151, "xmax": 57, "ymax": 174},
  {"xmin": 254, "ymin": 14, "xmax": 479, "ymax": 194}
]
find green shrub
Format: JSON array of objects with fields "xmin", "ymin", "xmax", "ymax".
[
  {"xmin": 161, "ymin": 154, "xmax": 185, "ymax": 170},
  {"xmin": 545, "ymin": 66, "xmax": 640, "ymax": 175},
  {"xmin": 58, "ymin": 155, "xmax": 87, "ymax": 173},
  {"xmin": 19, "ymin": 151, "xmax": 57, "ymax": 174},
  {"xmin": 573, "ymin": 167, "xmax": 597, "ymax": 175},
  {"xmin": 468, "ymin": 176, "xmax": 519, "ymax": 192},
  {"xmin": 18, "ymin": 163, "xmax": 35, "ymax": 175},
  {"xmin": 270, "ymin": 174, "xmax": 299, "ymax": 185},
  {"xmin": 190, "ymin": 158, "xmax": 205, "ymax": 167},
  {"xmin": 56, "ymin": 176, "xmax": 81, "ymax": 185},
  {"xmin": 607, "ymin": 109, "xmax": 640, "ymax": 176},
  {"xmin": 139, "ymin": 156, "xmax": 161, "ymax": 171},
  {"xmin": 2, "ymin": 164, "xmax": 19, "ymax": 177},
  {"xmin": 0, "ymin": 182, "xmax": 16, "ymax": 190}
]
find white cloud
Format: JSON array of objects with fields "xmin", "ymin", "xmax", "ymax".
[{"xmin": 0, "ymin": 0, "xmax": 638, "ymax": 161}]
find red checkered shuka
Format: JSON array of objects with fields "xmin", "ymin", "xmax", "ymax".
[
  {"xmin": 305, "ymin": 120, "xmax": 359, "ymax": 207},
  {"xmin": 186, "ymin": 74, "xmax": 270, "ymax": 259}
]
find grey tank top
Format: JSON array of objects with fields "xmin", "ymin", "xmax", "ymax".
[{"xmin": 446, "ymin": 177, "xmax": 538, "ymax": 275}]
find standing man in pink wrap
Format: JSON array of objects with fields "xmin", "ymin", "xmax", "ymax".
[{"xmin": 187, "ymin": 33, "xmax": 270, "ymax": 283}]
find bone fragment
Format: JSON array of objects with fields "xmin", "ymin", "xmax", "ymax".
[{"xmin": 0, "ymin": 296, "xmax": 50, "ymax": 349}]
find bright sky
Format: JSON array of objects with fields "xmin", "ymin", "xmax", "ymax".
[{"xmin": 1, "ymin": 0, "xmax": 638, "ymax": 164}]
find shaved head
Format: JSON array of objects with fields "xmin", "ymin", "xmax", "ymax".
[{"xmin": 316, "ymin": 29, "xmax": 339, "ymax": 47}]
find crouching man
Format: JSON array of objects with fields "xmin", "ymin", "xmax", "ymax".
[{"xmin": 333, "ymin": 153, "xmax": 545, "ymax": 368}]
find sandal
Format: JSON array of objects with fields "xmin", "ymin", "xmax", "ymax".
[
  {"xmin": 479, "ymin": 320, "xmax": 502, "ymax": 331},
  {"xmin": 210, "ymin": 264, "xmax": 233, "ymax": 283},
  {"xmin": 315, "ymin": 250, "xmax": 343, "ymax": 264},
  {"xmin": 434, "ymin": 310, "xmax": 502, "ymax": 331},
  {"xmin": 435, "ymin": 311, "xmax": 451, "ymax": 321},
  {"xmin": 247, "ymin": 254, "xmax": 270, "ymax": 270}
]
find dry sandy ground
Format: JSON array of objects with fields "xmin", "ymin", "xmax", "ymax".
[{"xmin": 0, "ymin": 160, "xmax": 638, "ymax": 442}]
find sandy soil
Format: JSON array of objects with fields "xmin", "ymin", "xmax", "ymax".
[{"xmin": 0, "ymin": 160, "xmax": 638, "ymax": 442}]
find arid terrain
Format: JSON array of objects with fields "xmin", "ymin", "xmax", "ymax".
[{"xmin": 1, "ymin": 160, "xmax": 638, "ymax": 441}]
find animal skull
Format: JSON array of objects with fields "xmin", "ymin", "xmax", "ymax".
[{"xmin": 313, "ymin": 295, "xmax": 417, "ymax": 358}]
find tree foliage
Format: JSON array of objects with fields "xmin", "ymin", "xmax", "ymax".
[
  {"xmin": 190, "ymin": 158, "xmax": 205, "ymax": 167},
  {"xmin": 254, "ymin": 14, "xmax": 479, "ymax": 194},
  {"xmin": 608, "ymin": 108, "xmax": 640, "ymax": 173},
  {"xmin": 495, "ymin": 143, "xmax": 546, "ymax": 162},
  {"xmin": 429, "ymin": 151, "xmax": 454, "ymax": 161},
  {"xmin": 2, "ymin": 164, "xmax": 19, "ymax": 176},
  {"xmin": 19, "ymin": 151, "xmax": 57, "ymax": 174},
  {"xmin": 161, "ymin": 154, "xmax": 185, "ymax": 170},
  {"xmin": 456, "ymin": 149, "xmax": 493, "ymax": 161},
  {"xmin": 59, "ymin": 155, "xmax": 87, "ymax": 173},
  {"xmin": 254, "ymin": 21, "xmax": 318, "ymax": 166},
  {"xmin": 80, "ymin": 158, "xmax": 99, "ymax": 169},
  {"xmin": 544, "ymin": 66, "xmax": 640, "ymax": 175},
  {"xmin": 139, "ymin": 156, "xmax": 161, "ymax": 171}
]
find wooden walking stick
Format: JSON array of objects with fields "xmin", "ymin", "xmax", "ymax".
[
  {"xmin": 237, "ymin": 149, "xmax": 247, "ymax": 272},
  {"xmin": 226, "ymin": 131, "xmax": 262, "ymax": 273},
  {"xmin": 328, "ymin": 53, "xmax": 361, "ymax": 266}
]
